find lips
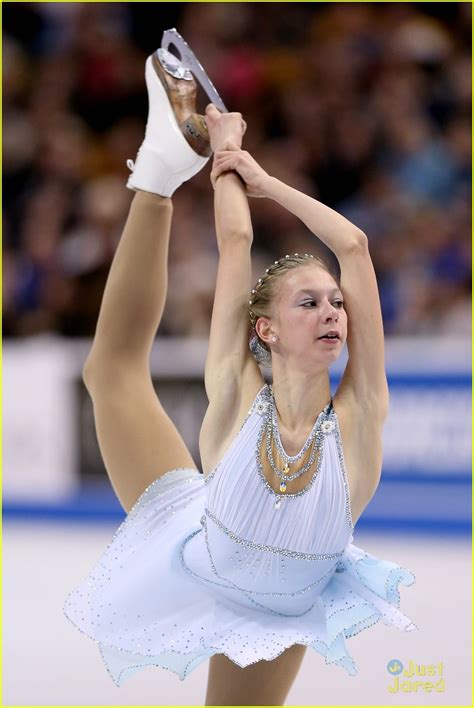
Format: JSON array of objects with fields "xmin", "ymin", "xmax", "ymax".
[{"xmin": 318, "ymin": 331, "xmax": 340, "ymax": 339}]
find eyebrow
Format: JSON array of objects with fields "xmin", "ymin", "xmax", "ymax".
[{"xmin": 295, "ymin": 288, "xmax": 342, "ymax": 297}]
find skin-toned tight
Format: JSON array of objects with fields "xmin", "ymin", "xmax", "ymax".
[
  {"xmin": 205, "ymin": 645, "xmax": 308, "ymax": 706},
  {"xmin": 83, "ymin": 191, "xmax": 307, "ymax": 705}
]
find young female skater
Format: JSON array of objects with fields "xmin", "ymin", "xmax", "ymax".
[{"xmin": 64, "ymin": 46, "xmax": 418, "ymax": 706}]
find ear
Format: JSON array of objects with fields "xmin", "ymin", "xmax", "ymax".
[{"xmin": 255, "ymin": 317, "xmax": 274, "ymax": 346}]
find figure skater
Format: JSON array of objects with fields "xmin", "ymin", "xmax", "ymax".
[{"xmin": 64, "ymin": 43, "xmax": 418, "ymax": 706}]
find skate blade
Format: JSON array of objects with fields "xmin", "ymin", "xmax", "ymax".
[{"xmin": 161, "ymin": 28, "xmax": 228, "ymax": 113}]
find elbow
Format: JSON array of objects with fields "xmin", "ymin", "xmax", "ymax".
[
  {"xmin": 355, "ymin": 228, "xmax": 368, "ymax": 246},
  {"xmin": 346, "ymin": 228, "xmax": 368, "ymax": 254}
]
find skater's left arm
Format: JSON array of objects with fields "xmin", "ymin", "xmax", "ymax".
[
  {"xmin": 212, "ymin": 149, "xmax": 389, "ymax": 417},
  {"xmin": 266, "ymin": 178, "xmax": 388, "ymax": 417}
]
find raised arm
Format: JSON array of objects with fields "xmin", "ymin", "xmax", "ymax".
[
  {"xmin": 212, "ymin": 149, "xmax": 389, "ymax": 417},
  {"xmin": 203, "ymin": 107, "xmax": 264, "ymax": 406},
  {"xmin": 267, "ymin": 177, "xmax": 388, "ymax": 415}
]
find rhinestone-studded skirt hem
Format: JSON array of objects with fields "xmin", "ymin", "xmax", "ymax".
[{"xmin": 63, "ymin": 467, "xmax": 418, "ymax": 686}]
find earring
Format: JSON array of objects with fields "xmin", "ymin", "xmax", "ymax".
[
  {"xmin": 249, "ymin": 334, "xmax": 272, "ymax": 367},
  {"xmin": 271, "ymin": 336, "xmax": 277, "ymax": 342}
]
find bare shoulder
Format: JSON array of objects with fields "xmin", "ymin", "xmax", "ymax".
[
  {"xmin": 332, "ymin": 385, "xmax": 387, "ymax": 525},
  {"xmin": 199, "ymin": 357, "xmax": 266, "ymax": 476}
]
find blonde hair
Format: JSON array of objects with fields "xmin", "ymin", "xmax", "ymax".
[{"xmin": 248, "ymin": 252, "xmax": 336, "ymax": 366}]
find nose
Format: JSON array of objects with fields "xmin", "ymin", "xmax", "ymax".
[{"xmin": 323, "ymin": 301, "xmax": 339, "ymax": 321}]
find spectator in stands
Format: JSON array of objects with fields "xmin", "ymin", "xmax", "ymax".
[{"xmin": 3, "ymin": 2, "xmax": 471, "ymax": 338}]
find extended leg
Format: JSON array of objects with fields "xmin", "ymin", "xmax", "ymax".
[
  {"xmin": 83, "ymin": 191, "xmax": 198, "ymax": 512},
  {"xmin": 81, "ymin": 44, "xmax": 214, "ymax": 512},
  {"xmin": 86, "ymin": 190, "xmax": 173, "ymax": 370}
]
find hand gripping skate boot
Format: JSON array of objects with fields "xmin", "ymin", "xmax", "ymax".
[{"xmin": 127, "ymin": 29, "xmax": 228, "ymax": 197}]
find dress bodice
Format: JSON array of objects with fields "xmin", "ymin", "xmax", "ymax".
[{"xmin": 181, "ymin": 385, "xmax": 356, "ymax": 616}]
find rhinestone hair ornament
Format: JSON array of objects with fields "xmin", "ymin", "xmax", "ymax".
[{"xmin": 248, "ymin": 253, "xmax": 333, "ymax": 367}]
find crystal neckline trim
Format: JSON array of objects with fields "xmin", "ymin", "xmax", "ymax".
[
  {"xmin": 269, "ymin": 385, "xmax": 333, "ymax": 462},
  {"xmin": 255, "ymin": 387, "xmax": 334, "ymax": 500}
]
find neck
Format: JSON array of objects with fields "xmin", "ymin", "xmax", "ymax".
[{"xmin": 270, "ymin": 365, "xmax": 331, "ymax": 433}]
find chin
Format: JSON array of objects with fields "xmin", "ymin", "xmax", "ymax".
[{"xmin": 314, "ymin": 346, "xmax": 342, "ymax": 364}]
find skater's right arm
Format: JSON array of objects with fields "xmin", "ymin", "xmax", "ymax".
[
  {"xmin": 206, "ymin": 173, "xmax": 256, "ymax": 398},
  {"xmin": 204, "ymin": 107, "xmax": 264, "ymax": 408}
]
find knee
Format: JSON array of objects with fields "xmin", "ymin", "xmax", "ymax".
[
  {"xmin": 82, "ymin": 359, "xmax": 95, "ymax": 394},
  {"xmin": 81, "ymin": 355, "xmax": 113, "ymax": 396}
]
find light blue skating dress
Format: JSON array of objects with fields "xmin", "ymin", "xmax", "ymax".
[{"xmin": 64, "ymin": 383, "xmax": 418, "ymax": 686}]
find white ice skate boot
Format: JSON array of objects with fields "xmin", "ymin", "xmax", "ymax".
[{"xmin": 127, "ymin": 29, "xmax": 227, "ymax": 197}]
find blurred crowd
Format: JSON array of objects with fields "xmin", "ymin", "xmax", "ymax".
[{"xmin": 3, "ymin": 2, "xmax": 471, "ymax": 338}]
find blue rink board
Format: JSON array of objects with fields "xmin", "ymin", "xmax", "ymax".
[
  {"xmin": 3, "ymin": 473, "xmax": 471, "ymax": 534},
  {"xmin": 4, "ymin": 375, "xmax": 472, "ymax": 533}
]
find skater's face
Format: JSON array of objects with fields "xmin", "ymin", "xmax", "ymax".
[{"xmin": 260, "ymin": 265, "xmax": 347, "ymax": 369}]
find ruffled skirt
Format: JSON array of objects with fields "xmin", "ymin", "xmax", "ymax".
[{"xmin": 63, "ymin": 468, "xmax": 418, "ymax": 686}]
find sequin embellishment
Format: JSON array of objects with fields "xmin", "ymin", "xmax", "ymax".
[
  {"xmin": 256, "ymin": 396, "xmax": 332, "ymax": 502},
  {"xmin": 205, "ymin": 507, "xmax": 345, "ymax": 560}
]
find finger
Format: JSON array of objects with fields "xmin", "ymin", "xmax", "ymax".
[
  {"xmin": 211, "ymin": 168, "xmax": 228, "ymax": 187},
  {"xmin": 213, "ymin": 153, "xmax": 231, "ymax": 165},
  {"xmin": 212, "ymin": 160, "xmax": 234, "ymax": 178},
  {"xmin": 213, "ymin": 157, "xmax": 237, "ymax": 172},
  {"xmin": 210, "ymin": 165, "xmax": 226, "ymax": 181},
  {"xmin": 211, "ymin": 172, "xmax": 224, "ymax": 190},
  {"xmin": 205, "ymin": 103, "xmax": 221, "ymax": 118},
  {"xmin": 216, "ymin": 158, "xmax": 235, "ymax": 172},
  {"xmin": 214, "ymin": 149, "xmax": 242, "ymax": 160}
]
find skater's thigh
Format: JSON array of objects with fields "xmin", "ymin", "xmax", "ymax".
[
  {"xmin": 85, "ymin": 366, "xmax": 197, "ymax": 512},
  {"xmin": 205, "ymin": 644, "xmax": 307, "ymax": 706}
]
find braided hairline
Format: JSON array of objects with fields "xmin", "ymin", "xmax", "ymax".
[{"xmin": 248, "ymin": 252, "xmax": 317, "ymax": 328}]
